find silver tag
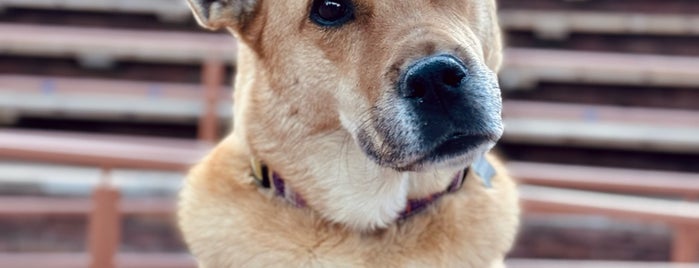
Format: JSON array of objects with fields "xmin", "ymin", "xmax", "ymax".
[{"xmin": 472, "ymin": 156, "xmax": 495, "ymax": 188}]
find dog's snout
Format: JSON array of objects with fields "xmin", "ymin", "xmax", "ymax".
[
  {"xmin": 389, "ymin": 53, "xmax": 503, "ymax": 165},
  {"xmin": 399, "ymin": 55, "xmax": 467, "ymax": 99}
]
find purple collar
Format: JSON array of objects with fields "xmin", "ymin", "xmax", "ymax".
[
  {"xmin": 398, "ymin": 169, "xmax": 467, "ymax": 220},
  {"xmin": 251, "ymin": 158, "xmax": 494, "ymax": 221}
]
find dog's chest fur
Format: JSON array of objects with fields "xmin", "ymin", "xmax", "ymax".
[{"xmin": 178, "ymin": 138, "xmax": 519, "ymax": 268}]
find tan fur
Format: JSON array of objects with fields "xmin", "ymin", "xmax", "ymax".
[{"xmin": 179, "ymin": 0, "xmax": 519, "ymax": 267}]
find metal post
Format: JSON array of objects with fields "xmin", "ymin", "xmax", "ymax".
[
  {"xmin": 198, "ymin": 58, "xmax": 224, "ymax": 143},
  {"xmin": 88, "ymin": 168, "xmax": 121, "ymax": 268},
  {"xmin": 672, "ymin": 225, "xmax": 698, "ymax": 263}
]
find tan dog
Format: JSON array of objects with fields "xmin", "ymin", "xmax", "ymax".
[{"xmin": 179, "ymin": 0, "xmax": 519, "ymax": 267}]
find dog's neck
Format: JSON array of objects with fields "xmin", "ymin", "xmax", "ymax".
[
  {"xmin": 251, "ymin": 159, "xmax": 474, "ymax": 221},
  {"xmin": 248, "ymin": 153, "xmax": 495, "ymax": 229}
]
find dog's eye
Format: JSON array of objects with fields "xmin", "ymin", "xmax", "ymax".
[{"xmin": 310, "ymin": 0, "xmax": 354, "ymax": 27}]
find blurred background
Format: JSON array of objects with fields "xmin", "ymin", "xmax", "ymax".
[{"xmin": 0, "ymin": 0, "xmax": 697, "ymax": 267}]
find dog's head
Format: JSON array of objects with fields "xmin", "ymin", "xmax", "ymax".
[{"xmin": 189, "ymin": 0, "xmax": 503, "ymax": 173}]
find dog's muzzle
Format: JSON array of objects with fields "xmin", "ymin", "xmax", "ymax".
[
  {"xmin": 396, "ymin": 54, "xmax": 503, "ymax": 163},
  {"xmin": 356, "ymin": 53, "xmax": 503, "ymax": 170}
]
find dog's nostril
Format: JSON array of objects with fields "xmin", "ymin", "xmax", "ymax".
[
  {"xmin": 406, "ymin": 75, "xmax": 428, "ymax": 99},
  {"xmin": 399, "ymin": 54, "xmax": 468, "ymax": 100},
  {"xmin": 442, "ymin": 69, "xmax": 465, "ymax": 88}
]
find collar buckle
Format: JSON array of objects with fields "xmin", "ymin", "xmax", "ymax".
[{"xmin": 250, "ymin": 159, "xmax": 271, "ymax": 188}]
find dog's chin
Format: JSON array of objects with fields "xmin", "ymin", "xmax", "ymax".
[
  {"xmin": 359, "ymin": 134, "xmax": 496, "ymax": 173},
  {"xmin": 393, "ymin": 140, "xmax": 494, "ymax": 172}
]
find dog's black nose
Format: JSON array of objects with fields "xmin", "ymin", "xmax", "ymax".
[{"xmin": 399, "ymin": 55, "xmax": 467, "ymax": 99}]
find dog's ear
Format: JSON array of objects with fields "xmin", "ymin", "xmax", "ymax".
[{"xmin": 186, "ymin": 0, "xmax": 257, "ymax": 30}]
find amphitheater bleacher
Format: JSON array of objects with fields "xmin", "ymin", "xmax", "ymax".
[
  {"xmin": 497, "ymin": 0, "xmax": 699, "ymax": 15},
  {"xmin": 498, "ymin": 1, "xmax": 699, "ymax": 263},
  {"xmin": 0, "ymin": 0, "xmax": 192, "ymax": 22},
  {"xmin": 500, "ymin": 10, "xmax": 699, "ymax": 39},
  {"xmin": 0, "ymin": 74, "xmax": 232, "ymax": 121},
  {"xmin": 510, "ymin": 161, "xmax": 699, "ymax": 199},
  {"xmin": 0, "ymin": 128, "xmax": 207, "ymax": 268},
  {"xmin": 508, "ymin": 259, "xmax": 699, "ymax": 268},
  {"xmin": 0, "ymin": 253, "xmax": 196, "ymax": 268},
  {"xmin": 0, "ymin": 23, "xmax": 235, "ymax": 66},
  {"xmin": 501, "ymin": 48, "xmax": 699, "ymax": 89},
  {"xmin": 502, "ymin": 101, "xmax": 699, "ymax": 154}
]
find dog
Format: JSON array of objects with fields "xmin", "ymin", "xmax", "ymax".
[{"xmin": 179, "ymin": 0, "xmax": 519, "ymax": 267}]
